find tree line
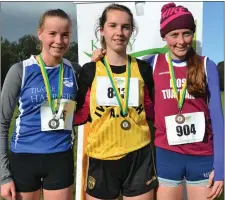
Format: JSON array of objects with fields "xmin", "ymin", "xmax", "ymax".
[
  {"xmin": 1, "ymin": 35, "xmax": 224, "ymax": 91},
  {"xmin": 1, "ymin": 35, "xmax": 78, "ymax": 87}
]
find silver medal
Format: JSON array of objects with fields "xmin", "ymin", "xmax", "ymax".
[{"xmin": 48, "ymin": 118, "xmax": 60, "ymax": 129}]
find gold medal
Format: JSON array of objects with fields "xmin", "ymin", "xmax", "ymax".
[
  {"xmin": 175, "ymin": 114, "xmax": 185, "ymax": 124},
  {"xmin": 121, "ymin": 119, "xmax": 131, "ymax": 130}
]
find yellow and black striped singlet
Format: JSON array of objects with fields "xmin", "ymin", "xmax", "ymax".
[{"xmin": 86, "ymin": 57, "xmax": 151, "ymax": 160}]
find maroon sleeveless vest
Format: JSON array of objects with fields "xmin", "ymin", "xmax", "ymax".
[{"xmin": 153, "ymin": 53, "xmax": 213, "ymax": 155}]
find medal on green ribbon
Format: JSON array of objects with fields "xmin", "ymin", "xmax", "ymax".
[
  {"xmin": 167, "ymin": 52, "xmax": 187, "ymax": 124},
  {"xmin": 103, "ymin": 55, "xmax": 131, "ymax": 130},
  {"xmin": 37, "ymin": 54, "xmax": 64, "ymax": 129}
]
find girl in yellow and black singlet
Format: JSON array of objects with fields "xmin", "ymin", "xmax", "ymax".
[{"xmin": 75, "ymin": 4, "xmax": 158, "ymax": 200}]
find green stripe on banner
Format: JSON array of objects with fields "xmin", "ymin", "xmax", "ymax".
[
  {"xmin": 130, "ymin": 46, "xmax": 169, "ymax": 57},
  {"xmin": 84, "ymin": 52, "xmax": 92, "ymax": 57}
]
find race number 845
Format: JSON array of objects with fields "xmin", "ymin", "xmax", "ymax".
[
  {"xmin": 107, "ymin": 87, "xmax": 125, "ymax": 98},
  {"xmin": 176, "ymin": 124, "xmax": 196, "ymax": 136}
]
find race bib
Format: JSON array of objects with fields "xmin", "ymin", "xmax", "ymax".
[
  {"xmin": 165, "ymin": 112, "xmax": 205, "ymax": 145},
  {"xmin": 96, "ymin": 76, "xmax": 139, "ymax": 106},
  {"xmin": 40, "ymin": 99, "xmax": 75, "ymax": 131}
]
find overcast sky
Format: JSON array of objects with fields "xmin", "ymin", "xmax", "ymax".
[
  {"xmin": 0, "ymin": 2, "xmax": 78, "ymax": 42},
  {"xmin": 0, "ymin": 2, "xmax": 223, "ymax": 64}
]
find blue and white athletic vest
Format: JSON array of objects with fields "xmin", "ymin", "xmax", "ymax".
[{"xmin": 10, "ymin": 55, "xmax": 78, "ymax": 154}]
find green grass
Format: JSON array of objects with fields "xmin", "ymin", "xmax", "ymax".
[
  {"xmin": 2, "ymin": 92, "xmax": 224, "ymax": 200},
  {"xmin": 221, "ymin": 92, "xmax": 224, "ymax": 111}
]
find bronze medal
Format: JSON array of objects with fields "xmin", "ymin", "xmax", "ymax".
[
  {"xmin": 121, "ymin": 119, "xmax": 131, "ymax": 130},
  {"xmin": 175, "ymin": 114, "xmax": 185, "ymax": 124},
  {"xmin": 48, "ymin": 118, "xmax": 60, "ymax": 129}
]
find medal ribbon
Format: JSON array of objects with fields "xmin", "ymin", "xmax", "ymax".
[
  {"xmin": 103, "ymin": 55, "xmax": 131, "ymax": 116},
  {"xmin": 167, "ymin": 52, "xmax": 187, "ymax": 111},
  {"xmin": 37, "ymin": 54, "xmax": 64, "ymax": 115}
]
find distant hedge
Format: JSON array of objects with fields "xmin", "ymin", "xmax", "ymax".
[{"xmin": 217, "ymin": 61, "xmax": 224, "ymax": 91}]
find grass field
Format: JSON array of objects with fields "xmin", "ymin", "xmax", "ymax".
[
  {"xmin": 221, "ymin": 92, "xmax": 224, "ymax": 111},
  {"xmin": 2, "ymin": 92, "xmax": 224, "ymax": 200}
]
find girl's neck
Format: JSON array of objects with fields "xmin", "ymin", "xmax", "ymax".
[
  {"xmin": 170, "ymin": 51, "xmax": 186, "ymax": 61},
  {"xmin": 39, "ymin": 51, "xmax": 62, "ymax": 66},
  {"xmin": 105, "ymin": 48, "xmax": 127, "ymax": 66}
]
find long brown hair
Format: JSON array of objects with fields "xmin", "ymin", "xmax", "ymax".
[
  {"xmin": 95, "ymin": 3, "xmax": 137, "ymax": 49},
  {"xmin": 186, "ymin": 47, "xmax": 206, "ymax": 96}
]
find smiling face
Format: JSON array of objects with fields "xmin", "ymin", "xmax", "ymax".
[
  {"xmin": 100, "ymin": 9, "xmax": 133, "ymax": 54},
  {"xmin": 163, "ymin": 29, "xmax": 194, "ymax": 60},
  {"xmin": 38, "ymin": 16, "xmax": 71, "ymax": 61}
]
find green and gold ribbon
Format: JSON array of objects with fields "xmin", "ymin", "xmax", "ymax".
[
  {"xmin": 103, "ymin": 55, "xmax": 131, "ymax": 116},
  {"xmin": 167, "ymin": 52, "xmax": 187, "ymax": 111},
  {"xmin": 37, "ymin": 54, "xmax": 64, "ymax": 115}
]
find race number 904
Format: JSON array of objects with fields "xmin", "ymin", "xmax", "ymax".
[{"xmin": 176, "ymin": 124, "xmax": 196, "ymax": 137}]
